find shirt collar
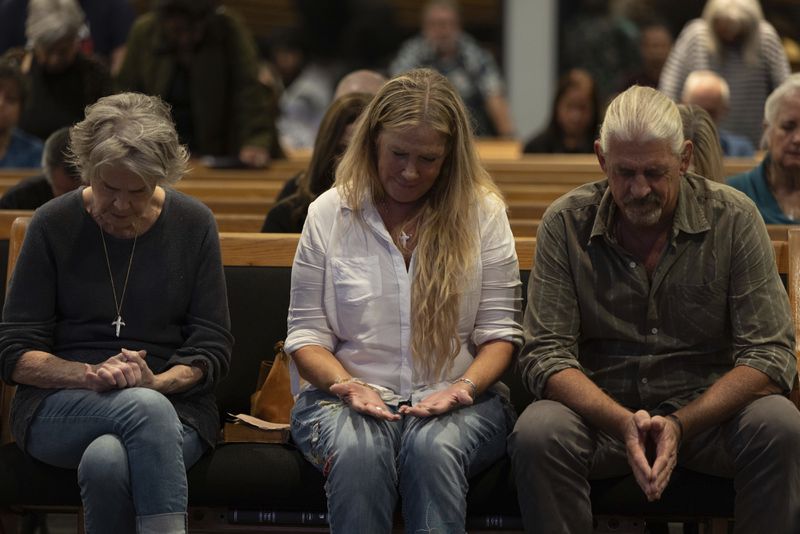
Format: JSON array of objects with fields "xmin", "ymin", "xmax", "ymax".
[
  {"xmin": 338, "ymin": 188, "xmax": 393, "ymax": 242},
  {"xmin": 589, "ymin": 173, "xmax": 711, "ymax": 243}
]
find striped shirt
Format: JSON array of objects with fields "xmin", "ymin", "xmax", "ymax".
[
  {"xmin": 518, "ymin": 174, "xmax": 795, "ymax": 412},
  {"xmin": 659, "ymin": 19, "xmax": 790, "ymax": 146}
]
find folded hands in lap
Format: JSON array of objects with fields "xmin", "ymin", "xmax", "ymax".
[
  {"xmin": 84, "ymin": 348, "xmax": 154, "ymax": 392},
  {"xmin": 624, "ymin": 409, "xmax": 680, "ymax": 501}
]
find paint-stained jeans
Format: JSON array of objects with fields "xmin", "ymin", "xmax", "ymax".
[{"xmin": 291, "ymin": 389, "xmax": 514, "ymax": 534}]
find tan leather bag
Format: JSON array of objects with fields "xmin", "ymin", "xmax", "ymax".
[{"xmin": 250, "ymin": 341, "xmax": 295, "ymax": 424}]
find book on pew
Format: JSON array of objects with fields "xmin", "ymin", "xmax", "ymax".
[
  {"xmin": 466, "ymin": 515, "xmax": 524, "ymax": 529},
  {"xmin": 227, "ymin": 510, "xmax": 329, "ymax": 525},
  {"xmin": 222, "ymin": 413, "xmax": 290, "ymax": 444},
  {"xmin": 226, "ymin": 510, "xmax": 522, "ymax": 529}
]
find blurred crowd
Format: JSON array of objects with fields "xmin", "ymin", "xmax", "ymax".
[{"xmin": 0, "ymin": 0, "xmax": 798, "ymax": 172}]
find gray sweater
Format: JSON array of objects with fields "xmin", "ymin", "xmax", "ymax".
[{"xmin": 0, "ymin": 188, "xmax": 233, "ymax": 450}]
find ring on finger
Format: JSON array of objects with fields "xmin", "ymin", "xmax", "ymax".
[{"xmin": 375, "ymin": 405, "xmax": 384, "ymax": 412}]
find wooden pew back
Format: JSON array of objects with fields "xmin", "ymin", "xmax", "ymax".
[{"xmin": 0, "ymin": 224, "xmax": 795, "ymax": 444}]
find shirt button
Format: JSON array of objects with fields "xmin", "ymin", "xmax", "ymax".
[
  {"xmin": 651, "ymin": 327, "xmax": 658, "ymax": 334},
  {"xmin": 641, "ymin": 377, "xmax": 648, "ymax": 384},
  {"xmin": 629, "ymin": 261, "xmax": 636, "ymax": 268}
]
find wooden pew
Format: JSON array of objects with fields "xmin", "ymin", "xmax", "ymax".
[
  {"xmin": 483, "ymin": 154, "xmax": 760, "ymax": 185},
  {"xmin": 178, "ymin": 153, "xmax": 761, "ymax": 186},
  {"xmin": 193, "ymin": 189, "xmax": 566, "ymax": 218},
  {"xmin": 175, "ymin": 180, "xmax": 284, "ymax": 199},
  {"xmin": 214, "ymin": 213, "xmax": 265, "ymax": 233}
]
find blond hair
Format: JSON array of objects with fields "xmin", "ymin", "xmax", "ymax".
[
  {"xmin": 336, "ymin": 68, "xmax": 502, "ymax": 381},
  {"xmin": 678, "ymin": 104, "xmax": 725, "ymax": 182}
]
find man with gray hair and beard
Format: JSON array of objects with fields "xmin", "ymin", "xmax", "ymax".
[{"xmin": 509, "ymin": 85, "xmax": 800, "ymax": 533}]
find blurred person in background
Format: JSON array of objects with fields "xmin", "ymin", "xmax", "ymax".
[
  {"xmin": 7, "ymin": 0, "xmax": 111, "ymax": 143},
  {"xmin": 681, "ymin": 69, "xmax": 755, "ymax": 157},
  {"xmin": 728, "ymin": 74, "xmax": 800, "ymax": 224},
  {"xmin": 0, "ymin": 57, "xmax": 42, "ymax": 168},
  {"xmin": 262, "ymin": 28, "xmax": 337, "ymax": 153},
  {"xmin": 617, "ymin": 19, "xmax": 674, "ymax": 91},
  {"xmin": 524, "ymin": 69, "xmax": 599, "ymax": 154},
  {"xmin": 390, "ymin": 0, "xmax": 514, "ymax": 137},
  {"xmin": 262, "ymin": 92, "xmax": 372, "ymax": 233},
  {"xmin": 659, "ymin": 0, "xmax": 790, "ymax": 147},
  {"xmin": 116, "ymin": 0, "xmax": 281, "ymax": 167},
  {"xmin": 333, "ymin": 69, "xmax": 387, "ymax": 100},
  {"xmin": 561, "ymin": 0, "xmax": 640, "ymax": 107},
  {"xmin": 0, "ymin": 0, "xmax": 135, "ymax": 75},
  {"xmin": 678, "ymin": 103, "xmax": 726, "ymax": 182},
  {"xmin": 0, "ymin": 127, "xmax": 81, "ymax": 208}
]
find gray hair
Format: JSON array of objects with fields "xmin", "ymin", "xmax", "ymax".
[
  {"xmin": 42, "ymin": 127, "xmax": 79, "ymax": 184},
  {"xmin": 598, "ymin": 85, "xmax": 684, "ymax": 156},
  {"xmin": 762, "ymin": 73, "xmax": 800, "ymax": 148},
  {"xmin": 701, "ymin": 0, "xmax": 763, "ymax": 65},
  {"xmin": 70, "ymin": 93, "xmax": 189, "ymax": 188},
  {"xmin": 26, "ymin": 0, "xmax": 85, "ymax": 48},
  {"xmin": 681, "ymin": 70, "xmax": 730, "ymax": 108}
]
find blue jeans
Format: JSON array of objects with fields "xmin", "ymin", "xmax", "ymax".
[
  {"xmin": 291, "ymin": 389, "xmax": 514, "ymax": 534},
  {"xmin": 25, "ymin": 388, "xmax": 208, "ymax": 534}
]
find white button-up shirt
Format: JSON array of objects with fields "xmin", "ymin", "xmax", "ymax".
[{"xmin": 285, "ymin": 187, "xmax": 523, "ymax": 404}]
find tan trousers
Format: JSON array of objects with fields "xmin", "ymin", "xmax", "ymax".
[{"xmin": 508, "ymin": 396, "xmax": 800, "ymax": 534}]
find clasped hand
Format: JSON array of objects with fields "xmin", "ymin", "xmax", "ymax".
[
  {"xmin": 84, "ymin": 348, "xmax": 155, "ymax": 391},
  {"xmin": 330, "ymin": 381, "xmax": 473, "ymax": 421},
  {"xmin": 624, "ymin": 410, "xmax": 681, "ymax": 501}
]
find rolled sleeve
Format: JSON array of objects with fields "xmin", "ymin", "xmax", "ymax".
[
  {"xmin": 729, "ymin": 208, "xmax": 796, "ymax": 392},
  {"xmin": 284, "ymin": 200, "xmax": 338, "ymax": 355},
  {"xmin": 471, "ymin": 200, "xmax": 523, "ymax": 348},
  {"xmin": 518, "ymin": 214, "xmax": 583, "ymax": 398}
]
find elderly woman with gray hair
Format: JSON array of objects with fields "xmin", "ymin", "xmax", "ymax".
[
  {"xmin": 0, "ymin": 92, "xmax": 233, "ymax": 534},
  {"xmin": 8, "ymin": 0, "xmax": 111, "ymax": 141},
  {"xmin": 728, "ymin": 73, "xmax": 800, "ymax": 224}
]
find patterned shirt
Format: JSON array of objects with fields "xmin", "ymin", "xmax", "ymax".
[
  {"xmin": 659, "ymin": 19, "xmax": 790, "ymax": 146},
  {"xmin": 519, "ymin": 173, "xmax": 795, "ymax": 413},
  {"xmin": 389, "ymin": 33, "xmax": 505, "ymax": 136}
]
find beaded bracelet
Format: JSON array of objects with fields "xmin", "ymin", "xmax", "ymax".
[
  {"xmin": 452, "ymin": 377, "xmax": 478, "ymax": 398},
  {"xmin": 333, "ymin": 377, "xmax": 379, "ymax": 392}
]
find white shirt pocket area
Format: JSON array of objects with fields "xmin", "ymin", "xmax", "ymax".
[{"xmin": 330, "ymin": 256, "xmax": 383, "ymax": 304}]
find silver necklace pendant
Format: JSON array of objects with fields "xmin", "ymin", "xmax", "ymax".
[
  {"xmin": 99, "ymin": 224, "xmax": 137, "ymax": 339},
  {"xmin": 112, "ymin": 315, "xmax": 126, "ymax": 337},
  {"xmin": 399, "ymin": 230, "xmax": 412, "ymax": 248}
]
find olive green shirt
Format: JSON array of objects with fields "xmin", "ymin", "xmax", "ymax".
[
  {"xmin": 519, "ymin": 173, "xmax": 795, "ymax": 412},
  {"xmin": 116, "ymin": 10, "xmax": 281, "ymax": 159}
]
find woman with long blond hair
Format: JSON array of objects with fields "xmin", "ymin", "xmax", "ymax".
[{"xmin": 284, "ymin": 68, "xmax": 522, "ymax": 533}]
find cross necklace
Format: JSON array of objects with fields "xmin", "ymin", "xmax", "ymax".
[{"xmin": 99, "ymin": 226, "xmax": 138, "ymax": 337}]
